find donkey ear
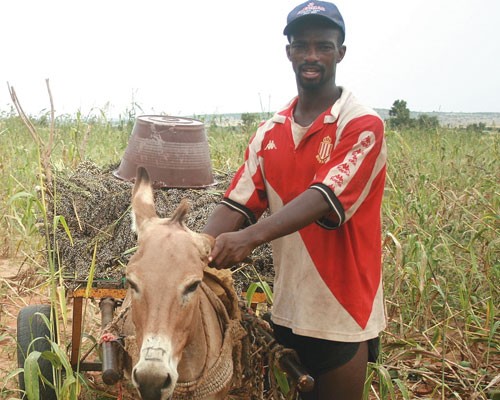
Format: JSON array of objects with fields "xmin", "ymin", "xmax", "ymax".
[
  {"xmin": 193, "ymin": 233, "xmax": 215, "ymax": 263},
  {"xmin": 131, "ymin": 167, "xmax": 158, "ymax": 232},
  {"xmin": 169, "ymin": 198, "xmax": 190, "ymax": 226}
]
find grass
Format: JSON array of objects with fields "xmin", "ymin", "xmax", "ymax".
[
  {"xmin": 379, "ymin": 128, "xmax": 499, "ymax": 399},
  {"xmin": 0, "ymin": 105, "xmax": 498, "ymax": 399}
]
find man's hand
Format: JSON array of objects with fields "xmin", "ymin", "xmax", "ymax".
[
  {"xmin": 205, "ymin": 189, "xmax": 335, "ymax": 269},
  {"xmin": 208, "ymin": 229, "xmax": 258, "ymax": 269}
]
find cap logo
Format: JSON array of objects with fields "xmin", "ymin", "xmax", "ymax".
[{"xmin": 297, "ymin": 2, "xmax": 327, "ymax": 16}]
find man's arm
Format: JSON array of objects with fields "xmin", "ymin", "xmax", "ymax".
[
  {"xmin": 203, "ymin": 203, "xmax": 248, "ymax": 238},
  {"xmin": 207, "ymin": 188, "xmax": 334, "ymax": 268}
]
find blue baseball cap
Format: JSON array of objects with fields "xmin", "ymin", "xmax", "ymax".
[{"xmin": 283, "ymin": 1, "xmax": 345, "ymax": 41}]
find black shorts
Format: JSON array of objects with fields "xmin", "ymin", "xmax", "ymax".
[{"xmin": 273, "ymin": 324, "xmax": 380, "ymax": 376}]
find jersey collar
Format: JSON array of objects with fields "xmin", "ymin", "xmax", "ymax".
[{"xmin": 271, "ymin": 87, "xmax": 350, "ymax": 125}]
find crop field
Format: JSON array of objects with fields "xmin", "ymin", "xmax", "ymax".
[{"xmin": 0, "ymin": 105, "xmax": 498, "ymax": 399}]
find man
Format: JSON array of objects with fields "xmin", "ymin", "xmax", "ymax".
[{"xmin": 203, "ymin": 1, "xmax": 386, "ymax": 399}]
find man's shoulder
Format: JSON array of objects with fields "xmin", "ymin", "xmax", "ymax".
[
  {"xmin": 340, "ymin": 89, "xmax": 382, "ymax": 121},
  {"xmin": 252, "ymin": 99, "xmax": 296, "ymax": 137},
  {"xmin": 269, "ymin": 97, "xmax": 297, "ymax": 124},
  {"xmin": 336, "ymin": 90, "xmax": 383, "ymax": 133}
]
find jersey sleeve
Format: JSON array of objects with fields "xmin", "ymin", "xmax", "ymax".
[
  {"xmin": 221, "ymin": 126, "xmax": 270, "ymax": 224},
  {"xmin": 310, "ymin": 114, "xmax": 386, "ymax": 228}
]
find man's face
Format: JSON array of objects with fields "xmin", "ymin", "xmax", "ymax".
[{"xmin": 286, "ymin": 24, "xmax": 346, "ymax": 91}]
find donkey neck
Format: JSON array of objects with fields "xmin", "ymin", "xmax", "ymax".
[{"xmin": 176, "ymin": 286, "xmax": 224, "ymax": 382}]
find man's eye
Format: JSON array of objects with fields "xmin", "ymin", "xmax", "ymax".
[{"xmin": 318, "ymin": 45, "xmax": 334, "ymax": 52}]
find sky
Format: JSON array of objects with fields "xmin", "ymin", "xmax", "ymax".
[{"xmin": 1, "ymin": 0, "xmax": 499, "ymax": 119}]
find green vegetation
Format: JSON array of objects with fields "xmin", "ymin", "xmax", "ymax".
[
  {"xmin": 377, "ymin": 128, "xmax": 499, "ymax": 399},
  {"xmin": 0, "ymin": 101, "xmax": 498, "ymax": 399},
  {"xmin": 387, "ymin": 99, "xmax": 440, "ymax": 130}
]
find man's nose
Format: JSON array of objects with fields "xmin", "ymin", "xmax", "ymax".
[{"xmin": 304, "ymin": 47, "xmax": 319, "ymax": 62}]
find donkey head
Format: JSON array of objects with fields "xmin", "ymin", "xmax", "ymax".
[{"xmin": 126, "ymin": 167, "xmax": 214, "ymax": 400}]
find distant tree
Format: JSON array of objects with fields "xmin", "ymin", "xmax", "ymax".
[
  {"xmin": 466, "ymin": 122, "xmax": 486, "ymax": 132},
  {"xmin": 241, "ymin": 112, "xmax": 261, "ymax": 133},
  {"xmin": 416, "ymin": 114, "xmax": 440, "ymax": 130},
  {"xmin": 388, "ymin": 99, "xmax": 411, "ymax": 128},
  {"xmin": 241, "ymin": 112, "xmax": 259, "ymax": 126}
]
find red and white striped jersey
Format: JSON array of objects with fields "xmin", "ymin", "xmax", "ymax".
[{"xmin": 222, "ymin": 88, "xmax": 387, "ymax": 342}]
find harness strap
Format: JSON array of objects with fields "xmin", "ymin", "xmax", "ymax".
[{"xmin": 172, "ymin": 282, "xmax": 237, "ymax": 400}]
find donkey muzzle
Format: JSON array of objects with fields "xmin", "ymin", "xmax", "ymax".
[
  {"xmin": 132, "ymin": 337, "xmax": 179, "ymax": 400},
  {"xmin": 132, "ymin": 361, "xmax": 176, "ymax": 400}
]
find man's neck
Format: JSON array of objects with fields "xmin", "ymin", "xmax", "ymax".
[{"xmin": 294, "ymin": 86, "xmax": 342, "ymax": 127}]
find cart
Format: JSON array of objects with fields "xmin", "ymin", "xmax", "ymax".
[{"xmin": 17, "ymin": 279, "xmax": 128, "ymax": 400}]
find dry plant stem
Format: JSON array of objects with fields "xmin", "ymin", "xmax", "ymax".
[
  {"xmin": 7, "ymin": 83, "xmax": 40, "ymax": 146},
  {"xmin": 7, "ymin": 81, "xmax": 53, "ymax": 183},
  {"xmin": 46, "ymin": 78, "xmax": 55, "ymax": 177}
]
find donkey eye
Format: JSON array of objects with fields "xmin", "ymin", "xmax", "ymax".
[{"xmin": 184, "ymin": 280, "xmax": 201, "ymax": 296}]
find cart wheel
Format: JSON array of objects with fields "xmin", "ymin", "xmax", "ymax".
[{"xmin": 17, "ymin": 304, "xmax": 57, "ymax": 400}]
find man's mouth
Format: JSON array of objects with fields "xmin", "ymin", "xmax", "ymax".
[{"xmin": 300, "ymin": 65, "xmax": 322, "ymax": 80}]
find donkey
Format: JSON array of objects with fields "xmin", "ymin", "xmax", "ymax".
[{"xmin": 124, "ymin": 167, "xmax": 235, "ymax": 400}]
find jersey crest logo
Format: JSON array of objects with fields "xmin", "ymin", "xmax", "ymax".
[
  {"xmin": 316, "ymin": 136, "xmax": 333, "ymax": 164},
  {"xmin": 265, "ymin": 140, "xmax": 277, "ymax": 150}
]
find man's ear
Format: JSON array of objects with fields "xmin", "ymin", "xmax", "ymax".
[
  {"xmin": 286, "ymin": 44, "xmax": 292, "ymax": 61},
  {"xmin": 337, "ymin": 45, "xmax": 347, "ymax": 63}
]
